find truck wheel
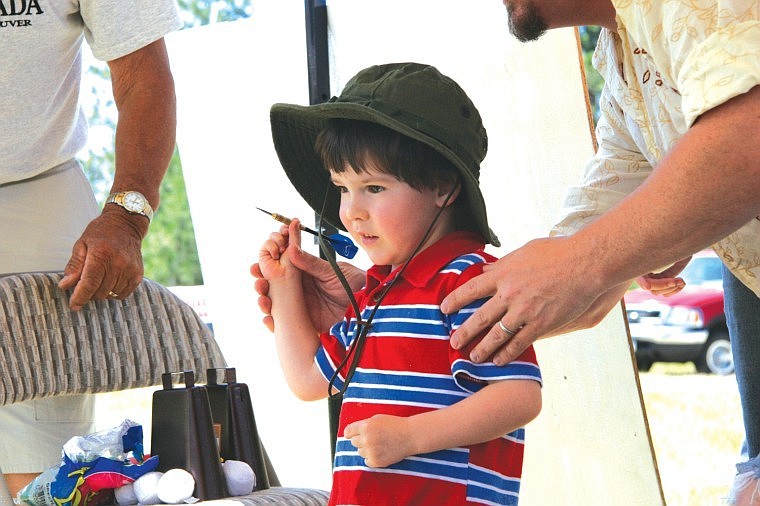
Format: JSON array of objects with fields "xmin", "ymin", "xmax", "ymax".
[
  {"xmin": 696, "ymin": 330, "xmax": 734, "ymax": 375},
  {"xmin": 636, "ymin": 357, "xmax": 653, "ymax": 372}
]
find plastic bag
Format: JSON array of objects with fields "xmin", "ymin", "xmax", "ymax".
[
  {"xmin": 726, "ymin": 454, "xmax": 760, "ymax": 505},
  {"xmin": 17, "ymin": 420, "xmax": 159, "ymax": 506}
]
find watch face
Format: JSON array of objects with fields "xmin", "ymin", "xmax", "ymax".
[{"xmin": 123, "ymin": 192, "xmax": 146, "ymax": 213}]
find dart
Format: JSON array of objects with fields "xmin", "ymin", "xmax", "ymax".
[{"xmin": 257, "ymin": 207, "xmax": 358, "ymax": 259}]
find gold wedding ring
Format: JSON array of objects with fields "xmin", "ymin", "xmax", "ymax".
[{"xmin": 108, "ymin": 291, "xmax": 119, "ymax": 298}]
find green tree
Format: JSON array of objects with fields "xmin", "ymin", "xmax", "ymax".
[
  {"xmin": 79, "ymin": 1, "xmax": 253, "ymax": 286},
  {"xmin": 579, "ymin": 25, "xmax": 604, "ymax": 125},
  {"xmin": 176, "ymin": 0, "xmax": 252, "ymax": 27},
  {"xmin": 142, "ymin": 150, "xmax": 203, "ymax": 285}
]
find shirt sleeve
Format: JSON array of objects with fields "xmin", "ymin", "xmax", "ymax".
[
  {"xmin": 613, "ymin": 0, "xmax": 760, "ymax": 128},
  {"xmin": 679, "ymin": 22, "xmax": 760, "ymax": 127},
  {"xmin": 315, "ymin": 318, "xmax": 352, "ymax": 391},
  {"xmin": 551, "ymin": 83, "xmax": 653, "ymax": 236},
  {"xmin": 81, "ymin": 0, "xmax": 183, "ymax": 61},
  {"xmin": 445, "ymin": 264, "xmax": 542, "ymax": 393}
]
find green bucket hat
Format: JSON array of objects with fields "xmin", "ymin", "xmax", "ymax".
[{"xmin": 269, "ymin": 62, "xmax": 499, "ymax": 247}]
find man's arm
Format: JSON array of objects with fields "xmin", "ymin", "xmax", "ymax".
[
  {"xmin": 443, "ymin": 85, "xmax": 760, "ymax": 365},
  {"xmin": 575, "ymin": 85, "xmax": 760, "ymax": 286},
  {"xmin": 59, "ymin": 39, "xmax": 177, "ymax": 309}
]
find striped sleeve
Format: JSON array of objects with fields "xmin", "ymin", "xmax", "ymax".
[
  {"xmin": 315, "ymin": 317, "xmax": 354, "ymax": 391},
  {"xmin": 443, "ymin": 257, "xmax": 542, "ymax": 393}
]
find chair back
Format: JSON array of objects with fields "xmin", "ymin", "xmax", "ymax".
[{"xmin": 0, "ymin": 272, "xmax": 227, "ymax": 405}]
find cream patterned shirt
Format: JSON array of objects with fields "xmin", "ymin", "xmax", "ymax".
[{"xmin": 552, "ymin": 0, "xmax": 760, "ymax": 295}]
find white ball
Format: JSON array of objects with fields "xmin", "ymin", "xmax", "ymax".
[
  {"xmin": 133, "ymin": 471, "xmax": 163, "ymax": 505},
  {"xmin": 157, "ymin": 468, "xmax": 196, "ymax": 504},
  {"xmin": 222, "ymin": 460, "xmax": 256, "ymax": 496},
  {"xmin": 114, "ymin": 483, "xmax": 138, "ymax": 505}
]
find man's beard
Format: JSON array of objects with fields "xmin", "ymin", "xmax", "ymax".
[{"xmin": 506, "ymin": 0, "xmax": 548, "ymax": 42}]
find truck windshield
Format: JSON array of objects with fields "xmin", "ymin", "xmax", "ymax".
[{"xmin": 682, "ymin": 256, "xmax": 723, "ymax": 286}]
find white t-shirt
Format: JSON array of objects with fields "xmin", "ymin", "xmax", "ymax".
[
  {"xmin": 0, "ymin": 0, "xmax": 182, "ymax": 185},
  {"xmin": 552, "ymin": 0, "xmax": 760, "ymax": 296}
]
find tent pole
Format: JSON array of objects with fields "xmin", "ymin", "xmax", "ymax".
[
  {"xmin": 305, "ymin": 0, "xmax": 330, "ymax": 106},
  {"xmin": 304, "ymin": 0, "xmax": 341, "ymax": 467}
]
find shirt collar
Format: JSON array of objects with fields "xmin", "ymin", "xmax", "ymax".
[{"xmin": 365, "ymin": 231, "xmax": 486, "ymax": 290}]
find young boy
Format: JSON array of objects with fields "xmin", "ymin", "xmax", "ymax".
[{"xmin": 258, "ymin": 62, "xmax": 542, "ymax": 505}]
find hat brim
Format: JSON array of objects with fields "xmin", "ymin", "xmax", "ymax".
[{"xmin": 270, "ymin": 102, "xmax": 499, "ymax": 247}]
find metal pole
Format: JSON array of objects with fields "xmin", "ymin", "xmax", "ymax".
[
  {"xmin": 304, "ymin": 0, "xmax": 341, "ymax": 464},
  {"xmin": 304, "ymin": 0, "xmax": 330, "ymax": 106},
  {"xmin": 303, "ymin": 0, "xmax": 336, "ymax": 253}
]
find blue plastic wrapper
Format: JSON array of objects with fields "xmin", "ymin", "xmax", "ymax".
[{"xmin": 18, "ymin": 420, "xmax": 159, "ymax": 506}]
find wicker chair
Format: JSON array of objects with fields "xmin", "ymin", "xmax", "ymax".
[{"xmin": 0, "ymin": 272, "xmax": 328, "ymax": 505}]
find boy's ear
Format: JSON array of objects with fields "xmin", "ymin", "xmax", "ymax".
[{"xmin": 436, "ymin": 180, "xmax": 461, "ymax": 208}]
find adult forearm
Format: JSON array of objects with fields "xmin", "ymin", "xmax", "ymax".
[
  {"xmin": 112, "ymin": 90, "xmax": 175, "ymax": 207},
  {"xmin": 571, "ymin": 85, "xmax": 760, "ymax": 292},
  {"xmin": 109, "ymin": 39, "xmax": 177, "ymax": 213}
]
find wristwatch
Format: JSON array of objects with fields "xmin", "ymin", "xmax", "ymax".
[{"xmin": 105, "ymin": 191, "xmax": 154, "ymax": 222}]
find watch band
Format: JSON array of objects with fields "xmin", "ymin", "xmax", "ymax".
[{"xmin": 105, "ymin": 191, "xmax": 154, "ymax": 222}]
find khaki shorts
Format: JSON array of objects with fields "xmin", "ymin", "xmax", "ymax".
[
  {"xmin": 0, "ymin": 161, "xmax": 98, "ymax": 472},
  {"xmin": 0, "ymin": 397, "xmax": 97, "ymax": 472}
]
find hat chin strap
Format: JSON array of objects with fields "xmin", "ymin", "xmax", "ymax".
[
  {"xmin": 317, "ymin": 180, "xmax": 458, "ymax": 398},
  {"xmin": 317, "ymin": 181, "xmax": 458, "ymax": 462}
]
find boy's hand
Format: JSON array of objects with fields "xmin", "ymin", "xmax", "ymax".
[
  {"xmin": 344, "ymin": 415, "xmax": 415, "ymax": 468},
  {"xmin": 635, "ymin": 256, "xmax": 691, "ymax": 297},
  {"xmin": 255, "ymin": 220, "xmax": 303, "ymax": 331},
  {"xmin": 252, "ymin": 224, "xmax": 366, "ymax": 333},
  {"xmin": 257, "ymin": 219, "xmax": 301, "ymax": 280}
]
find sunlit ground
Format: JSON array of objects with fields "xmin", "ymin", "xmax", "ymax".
[{"xmin": 640, "ymin": 363, "xmax": 743, "ymax": 505}]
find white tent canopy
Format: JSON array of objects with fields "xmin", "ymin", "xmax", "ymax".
[{"xmin": 167, "ymin": 1, "xmax": 663, "ymax": 503}]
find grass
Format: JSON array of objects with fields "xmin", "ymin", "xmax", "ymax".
[{"xmin": 640, "ymin": 363, "xmax": 744, "ymax": 505}]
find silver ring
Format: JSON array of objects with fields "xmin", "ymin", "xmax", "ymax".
[
  {"xmin": 498, "ymin": 320, "xmax": 518, "ymax": 337},
  {"xmin": 108, "ymin": 291, "xmax": 119, "ymax": 298}
]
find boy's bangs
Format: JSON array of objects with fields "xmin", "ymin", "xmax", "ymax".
[
  {"xmin": 316, "ymin": 119, "xmax": 457, "ymax": 192},
  {"xmin": 317, "ymin": 120, "xmax": 389, "ymax": 175}
]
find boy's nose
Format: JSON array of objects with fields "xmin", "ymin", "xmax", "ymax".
[{"xmin": 343, "ymin": 195, "xmax": 368, "ymax": 222}]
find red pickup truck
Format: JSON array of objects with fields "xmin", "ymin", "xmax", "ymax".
[{"xmin": 623, "ymin": 251, "xmax": 733, "ymax": 375}]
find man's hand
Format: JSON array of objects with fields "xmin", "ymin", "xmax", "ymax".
[
  {"xmin": 251, "ymin": 238, "xmax": 365, "ymax": 333},
  {"xmin": 344, "ymin": 415, "xmax": 415, "ymax": 468},
  {"xmin": 58, "ymin": 210, "xmax": 147, "ymax": 310},
  {"xmin": 441, "ymin": 236, "xmax": 615, "ymax": 365}
]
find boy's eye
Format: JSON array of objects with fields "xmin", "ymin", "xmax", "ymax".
[
  {"xmin": 367, "ymin": 185, "xmax": 384, "ymax": 194},
  {"xmin": 334, "ymin": 185, "xmax": 348, "ymax": 193}
]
